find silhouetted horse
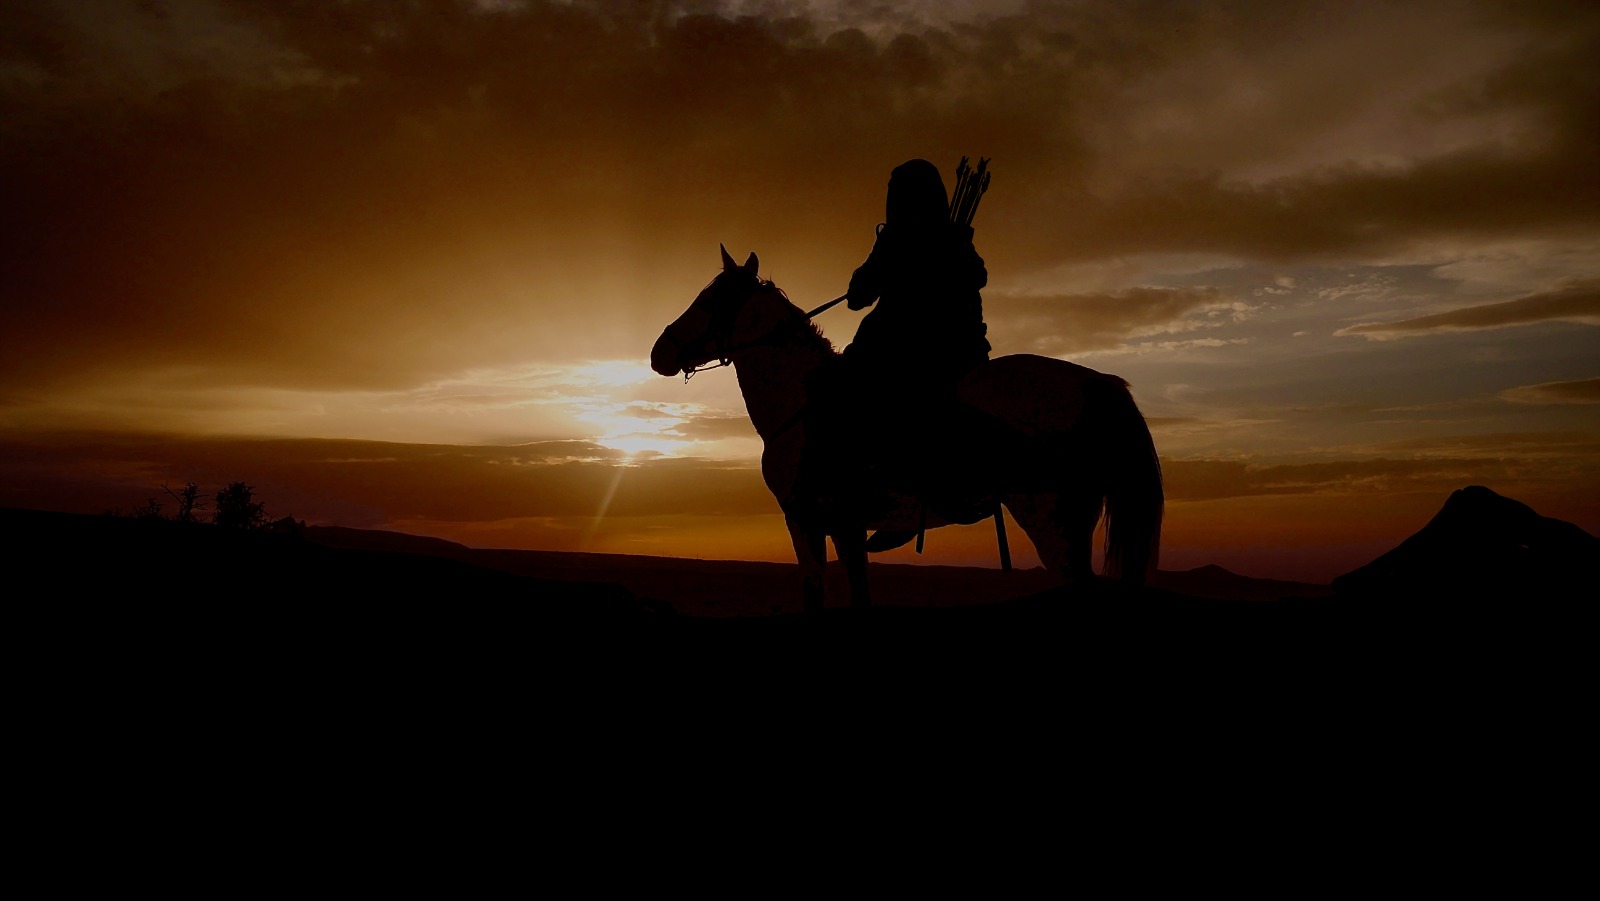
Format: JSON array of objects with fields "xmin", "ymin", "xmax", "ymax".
[{"xmin": 651, "ymin": 247, "xmax": 1163, "ymax": 611}]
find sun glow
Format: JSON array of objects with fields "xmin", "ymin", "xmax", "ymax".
[
  {"xmin": 564, "ymin": 360, "xmax": 661, "ymax": 388},
  {"xmin": 598, "ymin": 433, "xmax": 690, "ymax": 457},
  {"xmin": 570, "ymin": 397, "xmax": 694, "ymax": 457},
  {"xmin": 552, "ymin": 359, "xmax": 762, "ymax": 459}
]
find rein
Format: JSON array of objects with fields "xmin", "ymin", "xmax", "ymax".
[{"xmin": 804, "ymin": 293, "xmax": 849, "ymax": 319}]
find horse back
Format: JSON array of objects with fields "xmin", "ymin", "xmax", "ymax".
[{"xmin": 956, "ymin": 353, "xmax": 1128, "ymax": 438}]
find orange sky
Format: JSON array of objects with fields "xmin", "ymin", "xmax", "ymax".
[{"xmin": 3, "ymin": 0, "xmax": 1597, "ymax": 583}]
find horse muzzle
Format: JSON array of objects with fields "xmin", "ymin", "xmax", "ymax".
[{"xmin": 650, "ymin": 332, "xmax": 683, "ymax": 377}]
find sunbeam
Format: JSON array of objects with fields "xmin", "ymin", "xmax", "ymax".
[{"xmin": 581, "ymin": 465, "xmax": 628, "ymax": 553}]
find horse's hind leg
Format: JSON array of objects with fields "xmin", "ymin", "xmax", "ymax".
[
  {"xmin": 785, "ymin": 514, "xmax": 827, "ymax": 613},
  {"xmin": 830, "ymin": 527, "xmax": 870, "ymax": 609},
  {"xmin": 1001, "ymin": 493, "xmax": 1070, "ymax": 576},
  {"xmin": 1004, "ymin": 492, "xmax": 1098, "ymax": 585},
  {"xmin": 1063, "ymin": 489, "xmax": 1105, "ymax": 581}
]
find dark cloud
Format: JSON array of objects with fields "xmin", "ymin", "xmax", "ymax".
[
  {"xmin": 986, "ymin": 287, "xmax": 1236, "ymax": 354},
  {"xmin": 673, "ymin": 412, "xmax": 758, "ymax": 441},
  {"xmin": 1163, "ymin": 453, "xmax": 1590, "ymax": 503},
  {"xmin": 1012, "ymin": 1, "xmax": 1600, "ymax": 263},
  {"xmin": 1499, "ymin": 377, "xmax": 1600, "ymax": 405},
  {"xmin": 5, "ymin": 0, "xmax": 1592, "ymax": 397},
  {"xmin": 1145, "ymin": 416, "xmax": 1202, "ymax": 430},
  {"xmin": 2, "ymin": 0, "xmax": 1072, "ymax": 392},
  {"xmin": 1371, "ymin": 430, "xmax": 1600, "ymax": 456},
  {"xmin": 1336, "ymin": 279, "xmax": 1600, "ymax": 338}
]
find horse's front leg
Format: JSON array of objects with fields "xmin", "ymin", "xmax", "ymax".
[
  {"xmin": 785, "ymin": 513, "xmax": 827, "ymax": 613},
  {"xmin": 830, "ymin": 526, "xmax": 870, "ymax": 609}
]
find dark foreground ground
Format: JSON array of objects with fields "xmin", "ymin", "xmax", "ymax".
[{"xmin": 11, "ymin": 504, "xmax": 1586, "ymax": 845}]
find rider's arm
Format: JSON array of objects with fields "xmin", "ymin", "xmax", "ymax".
[
  {"xmin": 847, "ymin": 227, "xmax": 889, "ymax": 310},
  {"xmin": 847, "ymin": 265, "xmax": 880, "ymax": 311}
]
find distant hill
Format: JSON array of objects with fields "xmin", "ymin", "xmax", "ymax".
[
  {"xmin": 1, "ymin": 505, "xmax": 1348, "ymax": 648},
  {"xmin": 1150, "ymin": 564, "xmax": 1332, "ymax": 602},
  {"xmin": 1332, "ymin": 485, "xmax": 1595, "ymax": 601},
  {"xmin": 305, "ymin": 524, "xmax": 473, "ymax": 557},
  {"xmin": 303, "ymin": 525, "xmax": 1330, "ymax": 615},
  {"xmin": 3, "ymin": 507, "xmax": 656, "ymax": 621}
]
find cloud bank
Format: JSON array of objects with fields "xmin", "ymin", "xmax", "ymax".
[
  {"xmin": 1337, "ymin": 279, "xmax": 1600, "ymax": 339},
  {"xmin": 1500, "ymin": 377, "xmax": 1600, "ymax": 406},
  {"xmin": 3, "ymin": 0, "xmax": 1597, "ymax": 396}
]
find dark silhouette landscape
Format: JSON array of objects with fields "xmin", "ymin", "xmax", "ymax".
[
  {"xmin": 1332, "ymin": 485, "xmax": 1595, "ymax": 601},
  {"xmin": 6, "ymin": 4, "xmax": 1596, "ymax": 826},
  {"xmin": 11, "ymin": 485, "xmax": 1587, "ymax": 653},
  {"xmin": 13, "ymin": 480, "xmax": 1591, "ymax": 788}
]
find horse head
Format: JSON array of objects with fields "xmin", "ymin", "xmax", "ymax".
[{"xmin": 650, "ymin": 244, "xmax": 766, "ymax": 378}]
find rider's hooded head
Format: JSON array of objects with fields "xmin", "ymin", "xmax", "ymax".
[{"xmin": 885, "ymin": 159, "xmax": 949, "ymax": 229}]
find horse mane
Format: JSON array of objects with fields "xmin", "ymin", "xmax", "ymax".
[
  {"xmin": 708, "ymin": 267, "xmax": 836, "ymax": 356},
  {"xmin": 756, "ymin": 278, "xmax": 836, "ymax": 355}
]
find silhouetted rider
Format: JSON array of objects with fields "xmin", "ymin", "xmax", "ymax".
[
  {"xmin": 843, "ymin": 158, "xmax": 991, "ymax": 393},
  {"xmin": 808, "ymin": 159, "xmax": 995, "ymax": 539}
]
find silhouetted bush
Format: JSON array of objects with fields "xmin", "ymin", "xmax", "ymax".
[
  {"xmin": 213, "ymin": 481, "xmax": 267, "ymax": 530},
  {"xmin": 165, "ymin": 481, "xmax": 204, "ymax": 524}
]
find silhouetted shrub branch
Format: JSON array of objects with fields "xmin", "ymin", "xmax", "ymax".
[{"xmin": 163, "ymin": 482, "xmax": 205, "ymax": 524}]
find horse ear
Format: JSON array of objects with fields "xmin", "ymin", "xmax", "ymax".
[
  {"xmin": 743, "ymin": 252, "xmax": 759, "ymax": 274},
  {"xmin": 720, "ymin": 244, "xmax": 737, "ymax": 271}
]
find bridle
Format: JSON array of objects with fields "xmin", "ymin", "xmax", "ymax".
[{"xmin": 674, "ymin": 271, "xmax": 756, "ymax": 379}]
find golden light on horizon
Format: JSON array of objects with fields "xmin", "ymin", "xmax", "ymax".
[
  {"xmin": 560, "ymin": 359, "xmax": 744, "ymax": 458},
  {"xmin": 595, "ymin": 433, "xmax": 692, "ymax": 458}
]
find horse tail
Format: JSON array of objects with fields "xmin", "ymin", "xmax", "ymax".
[{"xmin": 1092, "ymin": 377, "xmax": 1164, "ymax": 584}]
